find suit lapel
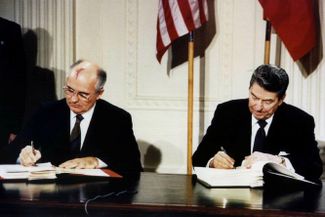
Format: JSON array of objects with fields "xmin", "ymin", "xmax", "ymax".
[
  {"xmin": 265, "ymin": 104, "xmax": 286, "ymax": 154},
  {"xmin": 59, "ymin": 101, "xmax": 71, "ymax": 150},
  {"xmin": 240, "ymin": 107, "xmax": 252, "ymax": 156}
]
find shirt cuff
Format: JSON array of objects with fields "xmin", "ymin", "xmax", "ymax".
[
  {"xmin": 206, "ymin": 157, "xmax": 214, "ymax": 167},
  {"xmin": 96, "ymin": 158, "xmax": 107, "ymax": 168}
]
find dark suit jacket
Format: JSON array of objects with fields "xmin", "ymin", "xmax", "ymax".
[
  {"xmin": 192, "ymin": 99, "xmax": 323, "ymax": 180},
  {"xmin": 0, "ymin": 17, "xmax": 26, "ymax": 146},
  {"xmin": 2, "ymin": 99, "xmax": 143, "ymax": 175}
]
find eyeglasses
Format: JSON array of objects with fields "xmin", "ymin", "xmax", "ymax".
[{"xmin": 63, "ymin": 86, "xmax": 96, "ymax": 101}]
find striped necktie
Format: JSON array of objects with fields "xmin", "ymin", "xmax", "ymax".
[{"xmin": 70, "ymin": 114, "xmax": 84, "ymax": 156}]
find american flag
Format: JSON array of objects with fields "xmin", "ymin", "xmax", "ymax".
[{"xmin": 156, "ymin": 0, "xmax": 208, "ymax": 63}]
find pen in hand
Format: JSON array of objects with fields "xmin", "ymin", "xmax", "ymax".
[
  {"xmin": 31, "ymin": 140, "xmax": 34, "ymax": 152},
  {"xmin": 219, "ymin": 146, "xmax": 235, "ymax": 169},
  {"xmin": 30, "ymin": 140, "xmax": 37, "ymax": 156},
  {"xmin": 30, "ymin": 140, "xmax": 37, "ymax": 166},
  {"xmin": 25, "ymin": 140, "xmax": 41, "ymax": 166}
]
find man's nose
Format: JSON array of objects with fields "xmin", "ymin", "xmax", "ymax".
[
  {"xmin": 255, "ymin": 101, "xmax": 263, "ymax": 110},
  {"xmin": 70, "ymin": 94, "xmax": 79, "ymax": 102}
]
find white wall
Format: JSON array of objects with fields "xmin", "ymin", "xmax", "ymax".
[
  {"xmin": 1, "ymin": 0, "xmax": 325, "ymax": 173},
  {"xmin": 0, "ymin": 0, "xmax": 14, "ymax": 20}
]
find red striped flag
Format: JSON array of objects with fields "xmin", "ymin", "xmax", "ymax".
[
  {"xmin": 259, "ymin": 0, "xmax": 317, "ymax": 61},
  {"xmin": 156, "ymin": 0, "xmax": 208, "ymax": 63}
]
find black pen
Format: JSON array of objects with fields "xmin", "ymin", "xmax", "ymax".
[
  {"xmin": 30, "ymin": 140, "xmax": 37, "ymax": 166},
  {"xmin": 31, "ymin": 140, "xmax": 35, "ymax": 153}
]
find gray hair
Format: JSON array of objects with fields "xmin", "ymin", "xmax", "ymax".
[{"xmin": 95, "ymin": 68, "xmax": 107, "ymax": 91}]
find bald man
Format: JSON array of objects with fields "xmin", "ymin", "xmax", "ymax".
[{"xmin": 1, "ymin": 60, "xmax": 143, "ymax": 175}]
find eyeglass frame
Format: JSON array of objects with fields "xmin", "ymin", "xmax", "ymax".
[{"xmin": 63, "ymin": 85, "xmax": 101, "ymax": 101}]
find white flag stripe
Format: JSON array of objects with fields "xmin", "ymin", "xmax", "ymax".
[
  {"xmin": 203, "ymin": 0, "xmax": 208, "ymax": 20},
  {"xmin": 158, "ymin": 0, "xmax": 171, "ymax": 47},
  {"xmin": 188, "ymin": 0, "xmax": 202, "ymax": 28},
  {"xmin": 156, "ymin": 0, "xmax": 208, "ymax": 62},
  {"xmin": 169, "ymin": 0, "xmax": 188, "ymax": 37}
]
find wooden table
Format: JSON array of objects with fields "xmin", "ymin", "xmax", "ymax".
[{"xmin": 0, "ymin": 172, "xmax": 324, "ymax": 217}]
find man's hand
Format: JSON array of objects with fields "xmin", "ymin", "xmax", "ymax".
[
  {"xmin": 19, "ymin": 145, "xmax": 41, "ymax": 166},
  {"xmin": 59, "ymin": 157, "xmax": 99, "ymax": 169},
  {"xmin": 241, "ymin": 151, "xmax": 283, "ymax": 168},
  {"xmin": 209, "ymin": 151, "xmax": 235, "ymax": 169}
]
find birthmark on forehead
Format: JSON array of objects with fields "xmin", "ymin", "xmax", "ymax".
[
  {"xmin": 72, "ymin": 62, "xmax": 91, "ymax": 78},
  {"xmin": 75, "ymin": 67, "xmax": 85, "ymax": 77},
  {"xmin": 70, "ymin": 67, "xmax": 85, "ymax": 79}
]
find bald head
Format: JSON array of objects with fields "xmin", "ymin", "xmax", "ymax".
[
  {"xmin": 64, "ymin": 60, "xmax": 107, "ymax": 114},
  {"xmin": 68, "ymin": 59, "xmax": 107, "ymax": 91}
]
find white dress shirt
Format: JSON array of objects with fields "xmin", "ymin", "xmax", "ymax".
[
  {"xmin": 251, "ymin": 115, "xmax": 294, "ymax": 171},
  {"xmin": 250, "ymin": 115, "xmax": 273, "ymax": 153},
  {"xmin": 70, "ymin": 103, "xmax": 107, "ymax": 168},
  {"xmin": 70, "ymin": 106, "xmax": 94, "ymax": 149}
]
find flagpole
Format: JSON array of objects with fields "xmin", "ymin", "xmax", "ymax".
[
  {"xmin": 187, "ymin": 31, "xmax": 194, "ymax": 175},
  {"xmin": 264, "ymin": 20, "xmax": 271, "ymax": 64}
]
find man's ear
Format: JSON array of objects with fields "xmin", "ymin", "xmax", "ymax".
[
  {"xmin": 96, "ymin": 89, "xmax": 104, "ymax": 100},
  {"xmin": 278, "ymin": 94, "xmax": 286, "ymax": 106}
]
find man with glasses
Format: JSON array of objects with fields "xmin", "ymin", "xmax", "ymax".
[
  {"xmin": 1, "ymin": 60, "xmax": 142, "ymax": 175},
  {"xmin": 192, "ymin": 64, "xmax": 323, "ymax": 181}
]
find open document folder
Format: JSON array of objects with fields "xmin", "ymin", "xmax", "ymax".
[
  {"xmin": 194, "ymin": 161, "xmax": 319, "ymax": 188},
  {"xmin": 194, "ymin": 163, "xmax": 264, "ymax": 188},
  {"xmin": 0, "ymin": 163, "xmax": 121, "ymax": 181}
]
